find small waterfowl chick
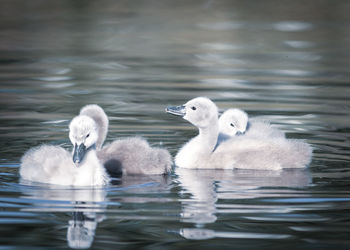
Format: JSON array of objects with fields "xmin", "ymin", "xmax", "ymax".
[
  {"xmin": 166, "ymin": 97, "xmax": 312, "ymax": 170},
  {"xmin": 218, "ymin": 108, "xmax": 248, "ymax": 144},
  {"xmin": 20, "ymin": 115, "xmax": 110, "ymax": 186},
  {"xmin": 79, "ymin": 104, "xmax": 172, "ymax": 176},
  {"xmin": 218, "ymin": 108, "xmax": 285, "ymax": 142},
  {"xmin": 219, "ymin": 108, "xmax": 248, "ymax": 136}
]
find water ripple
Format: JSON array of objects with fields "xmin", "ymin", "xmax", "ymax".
[
  {"xmin": 273, "ymin": 21, "xmax": 313, "ymax": 32},
  {"xmin": 180, "ymin": 228, "xmax": 291, "ymax": 240}
]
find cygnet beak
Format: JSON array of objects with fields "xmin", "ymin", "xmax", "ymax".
[
  {"xmin": 72, "ymin": 143, "xmax": 87, "ymax": 166},
  {"xmin": 236, "ymin": 131, "xmax": 245, "ymax": 136},
  {"xmin": 166, "ymin": 105, "xmax": 186, "ymax": 117}
]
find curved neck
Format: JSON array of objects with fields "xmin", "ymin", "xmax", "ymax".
[
  {"xmin": 80, "ymin": 105, "xmax": 109, "ymax": 150},
  {"xmin": 96, "ymin": 122, "xmax": 108, "ymax": 150},
  {"xmin": 198, "ymin": 119, "xmax": 219, "ymax": 152}
]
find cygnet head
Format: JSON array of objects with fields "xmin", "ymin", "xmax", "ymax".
[
  {"xmin": 166, "ymin": 97, "xmax": 218, "ymax": 129},
  {"xmin": 69, "ymin": 115, "xmax": 98, "ymax": 166},
  {"xmin": 219, "ymin": 109, "xmax": 248, "ymax": 136}
]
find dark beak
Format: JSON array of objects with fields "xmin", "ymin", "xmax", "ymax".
[
  {"xmin": 73, "ymin": 143, "xmax": 87, "ymax": 166},
  {"xmin": 236, "ymin": 131, "xmax": 246, "ymax": 136},
  {"xmin": 166, "ymin": 105, "xmax": 186, "ymax": 117}
]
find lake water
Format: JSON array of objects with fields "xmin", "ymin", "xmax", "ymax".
[{"xmin": 1, "ymin": 0, "xmax": 350, "ymax": 249}]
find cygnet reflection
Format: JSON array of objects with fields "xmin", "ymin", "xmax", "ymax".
[
  {"xmin": 176, "ymin": 168, "xmax": 311, "ymax": 240},
  {"xmin": 67, "ymin": 210, "xmax": 105, "ymax": 249},
  {"xmin": 19, "ymin": 181, "xmax": 108, "ymax": 249},
  {"xmin": 176, "ymin": 168, "xmax": 218, "ymax": 225}
]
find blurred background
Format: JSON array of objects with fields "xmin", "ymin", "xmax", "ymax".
[{"xmin": 1, "ymin": 0, "xmax": 349, "ymax": 157}]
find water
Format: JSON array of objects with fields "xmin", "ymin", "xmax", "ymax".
[{"xmin": 1, "ymin": 0, "xmax": 350, "ymax": 249}]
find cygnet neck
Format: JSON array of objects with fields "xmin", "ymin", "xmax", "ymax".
[
  {"xmin": 73, "ymin": 146, "xmax": 105, "ymax": 186},
  {"xmin": 197, "ymin": 118, "xmax": 219, "ymax": 152},
  {"xmin": 79, "ymin": 105, "xmax": 109, "ymax": 150},
  {"xmin": 80, "ymin": 148, "xmax": 98, "ymax": 167}
]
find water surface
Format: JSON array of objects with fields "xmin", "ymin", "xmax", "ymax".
[{"xmin": 1, "ymin": 0, "xmax": 350, "ymax": 249}]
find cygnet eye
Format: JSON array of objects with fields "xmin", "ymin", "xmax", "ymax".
[
  {"xmin": 86, "ymin": 133, "xmax": 90, "ymax": 138},
  {"xmin": 191, "ymin": 106, "xmax": 197, "ymax": 111},
  {"xmin": 230, "ymin": 123, "xmax": 235, "ymax": 127}
]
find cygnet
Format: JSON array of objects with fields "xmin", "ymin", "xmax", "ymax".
[
  {"xmin": 79, "ymin": 104, "xmax": 172, "ymax": 176},
  {"xmin": 218, "ymin": 108, "xmax": 285, "ymax": 142},
  {"xmin": 20, "ymin": 115, "xmax": 110, "ymax": 186},
  {"xmin": 166, "ymin": 97, "xmax": 312, "ymax": 170}
]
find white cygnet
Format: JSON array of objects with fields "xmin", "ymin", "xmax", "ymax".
[
  {"xmin": 219, "ymin": 108, "xmax": 249, "ymax": 136},
  {"xmin": 218, "ymin": 108, "xmax": 248, "ymax": 144},
  {"xmin": 79, "ymin": 104, "xmax": 172, "ymax": 176},
  {"xmin": 218, "ymin": 108, "xmax": 285, "ymax": 142},
  {"xmin": 20, "ymin": 115, "xmax": 110, "ymax": 186},
  {"xmin": 166, "ymin": 97, "xmax": 312, "ymax": 170}
]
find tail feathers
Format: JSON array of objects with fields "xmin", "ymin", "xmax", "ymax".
[
  {"xmin": 231, "ymin": 138, "xmax": 312, "ymax": 170},
  {"xmin": 147, "ymin": 147, "xmax": 173, "ymax": 175},
  {"xmin": 283, "ymin": 139, "xmax": 313, "ymax": 168}
]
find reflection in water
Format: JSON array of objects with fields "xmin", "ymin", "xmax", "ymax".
[
  {"xmin": 176, "ymin": 168, "xmax": 218, "ymax": 225},
  {"xmin": 17, "ymin": 174, "xmax": 171, "ymax": 248},
  {"xmin": 20, "ymin": 181, "xmax": 107, "ymax": 249},
  {"xmin": 176, "ymin": 168, "xmax": 311, "ymax": 240},
  {"xmin": 180, "ymin": 228, "xmax": 291, "ymax": 240},
  {"xmin": 67, "ymin": 210, "xmax": 104, "ymax": 249}
]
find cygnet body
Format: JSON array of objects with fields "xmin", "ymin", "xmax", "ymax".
[
  {"xmin": 79, "ymin": 104, "xmax": 172, "ymax": 176},
  {"xmin": 20, "ymin": 115, "xmax": 110, "ymax": 186},
  {"xmin": 166, "ymin": 97, "xmax": 312, "ymax": 170},
  {"xmin": 218, "ymin": 108, "xmax": 285, "ymax": 142}
]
